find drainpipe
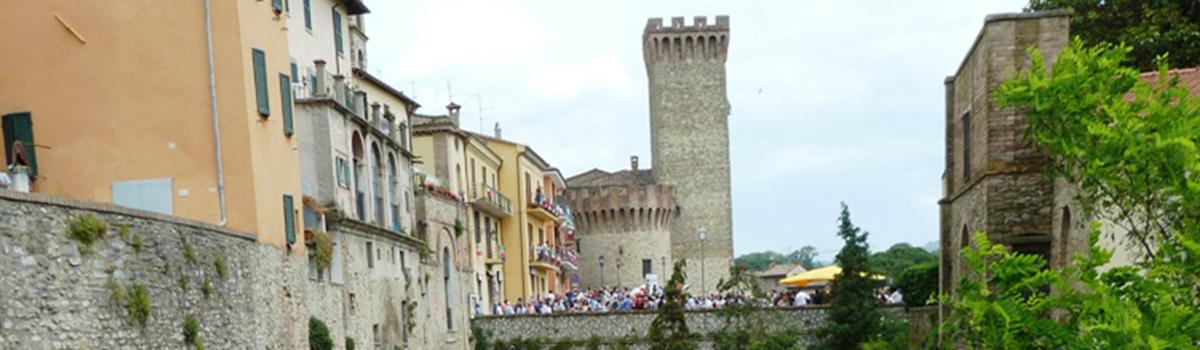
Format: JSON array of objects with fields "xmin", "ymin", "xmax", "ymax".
[{"xmin": 204, "ymin": 0, "xmax": 228, "ymax": 226}]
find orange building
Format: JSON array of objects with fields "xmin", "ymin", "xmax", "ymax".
[{"xmin": 0, "ymin": 1, "xmax": 303, "ymax": 246}]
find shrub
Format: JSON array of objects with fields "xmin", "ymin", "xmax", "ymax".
[
  {"xmin": 107, "ymin": 277, "xmax": 125, "ymax": 304},
  {"xmin": 181, "ymin": 236, "xmax": 196, "ymax": 263},
  {"xmin": 67, "ymin": 214, "xmax": 107, "ymax": 254},
  {"xmin": 201, "ymin": 277, "xmax": 213, "ymax": 298},
  {"xmin": 454, "ymin": 219, "xmax": 465, "ymax": 237},
  {"xmin": 118, "ymin": 224, "xmax": 130, "ymax": 241},
  {"xmin": 310, "ymin": 230, "xmax": 333, "ymax": 272},
  {"xmin": 126, "ymin": 284, "xmax": 151, "ymax": 327},
  {"xmin": 214, "ymin": 256, "xmax": 228, "ymax": 279},
  {"xmin": 473, "ymin": 325, "xmax": 493, "ymax": 350},
  {"xmin": 131, "ymin": 234, "xmax": 143, "ymax": 253},
  {"xmin": 345, "ymin": 337, "xmax": 356, "ymax": 350},
  {"xmin": 308, "ymin": 317, "xmax": 333, "ymax": 350},
  {"xmin": 549, "ymin": 339, "xmax": 573, "ymax": 350},
  {"xmin": 893, "ymin": 262, "xmax": 937, "ymax": 307},
  {"xmin": 183, "ymin": 314, "xmax": 202, "ymax": 349},
  {"xmin": 178, "ymin": 273, "xmax": 189, "ymax": 291}
]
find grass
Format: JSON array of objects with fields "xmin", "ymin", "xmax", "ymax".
[{"xmin": 67, "ymin": 214, "xmax": 107, "ymax": 254}]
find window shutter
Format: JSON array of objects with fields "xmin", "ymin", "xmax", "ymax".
[
  {"xmin": 252, "ymin": 49, "xmax": 269, "ymax": 117},
  {"xmin": 279, "ymin": 74, "xmax": 294, "ymax": 136},
  {"xmin": 284, "ymin": 194, "xmax": 296, "ymax": 245},
  {"xmin": 332, "ymin": 11, "xmax": 343, "ymax": 54},
  {"xmin": 271, "ymin": 0, "xmax": 283, "ymax": 13},
  {"xmin": 2, "ymin": 112, "xmax": 36, "ymax": 176},
  {"xmin": 303, "ymin": 0, "xmax": 312, "ymax": 30},
  {"xmin": 290, "ymin": 62, "xmax": 299, "ymax": 83}
]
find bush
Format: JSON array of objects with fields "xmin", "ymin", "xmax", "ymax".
[
  {"xmin": 67, "ymin": 214, "xmax": 107, "ymax": 254},
  {"xmin": 107, "ymin": 277, "xmax": 124, "ymax": 304},
  {"xmin": 310, "ymin": 230, "xmax": 333, "ymax": 272},
  {"xmin": 308, "ymin": 317, "xmax": 333, "ymax": 350},
  {"xmin": 126, "ymin": 284, "xmax": 151, "ymax": 327},
  {"xmin": 345, "ymin": 337, "xmax": 356, "ymax": 350},
  {"xmin": 893, "ymin": 262, "xmax": 937, "ymax": 307},
  {"xmin": 201, "ymin": 277, "xmax": 214, "ymax": 298},
  {"xmin": 181, "ymin": 236, "xmax": 196, "ymax": 263},
  {"xmin": 183, "ymin": 314, "xmax": 203, "ymax": 349},
  {"xmin": 214, "ymin": 256, "xmax": 228, "ymax": 279},
  {"xmin": 131, "ymin": 233, "xmax": 143, "ymax": 253}
]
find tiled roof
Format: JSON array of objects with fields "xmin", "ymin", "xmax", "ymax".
[
  {"xmin": 756, "ymin": 263, "xmax": 803, "ymax": 278},
  {"xmin": 567, "ymin": 169, "xmax": 657, "ymax": 187},
  {"xmin": 1139, "ymin": 67, "xmax": 1200, "ymax": 95}
]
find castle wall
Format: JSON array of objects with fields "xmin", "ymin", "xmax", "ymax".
[
  {"xmin": 566, "ymin": 185, "xmax": 676, "ymax": 288},
  {"xmin": 643, "ymin": 16, "xmax": 734, "ymax": 293}
]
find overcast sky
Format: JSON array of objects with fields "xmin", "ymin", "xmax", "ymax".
[{"xmin": 365, "ymin": 0, "xmax": 1028, "ymax": 259}]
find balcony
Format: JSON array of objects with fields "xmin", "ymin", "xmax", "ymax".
[
  {"xmin": 529, "ymin": 244, "xmax": 576, "ymax": 272},
  {"xmin": 471, "ymin": 184, "xmax": 512, "ymax": 218}
]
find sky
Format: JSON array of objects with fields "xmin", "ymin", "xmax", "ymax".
[{"xmin": 364, "ymin": 0, "xmax": 1028, "ymax": 259}]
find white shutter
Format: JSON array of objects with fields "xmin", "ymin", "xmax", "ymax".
[{"xmin": 112, "ymin": 178, "xmax": 173, "ymax": 215}]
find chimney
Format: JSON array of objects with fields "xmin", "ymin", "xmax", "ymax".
[
  {"xmin": 371, "ymin": 102, "xmax": 381, "ymax": 121},
  {"xmin": 494, "ymin": 122, "xmax": 502, "ymax": 139},
  {"xmin": 447, "ymin": 102, "xmax": 461, "ymax": 126},
  {"xmin": 631, "ymin": 156, "xmax": 639, "ymax": 171},
  {"xmin": 313, "ymin": 59, "xmax": 327, "ymax": 96}
]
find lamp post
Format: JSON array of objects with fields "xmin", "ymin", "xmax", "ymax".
[
  {"xmin": 599, "ymin": 255, "xmax": 606, "ymax": 287},
  {"xmin": 698, "ymin": 227, "xmax": 707, "ymax": 293}
]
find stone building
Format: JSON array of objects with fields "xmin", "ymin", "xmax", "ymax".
[
  {"xmin": 939, "ymin": 10, "xmax": 1085, "ymax": 296},
  {"xmin": 565, "ymin": 156, "xmax": 676, "ymax": 288}
]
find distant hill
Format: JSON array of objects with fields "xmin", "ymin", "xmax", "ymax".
[{"xmin": 922, "ymin": 241, "xmax": 939, "ymax": 253}]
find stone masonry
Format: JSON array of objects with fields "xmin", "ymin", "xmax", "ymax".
[
  {"xmin": 938, "ymin": 10, "xmax": 1089, "ymax": 295},
  {"xmin": 643, "ymin": 16, "xmax": 734, "ymax": 293},
  {"xmin": 564, "ymin": 159, "xmax": 676, "ymax": 288}
]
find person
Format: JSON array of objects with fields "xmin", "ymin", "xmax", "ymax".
[
  {"xmin": 889, "ymin": 289, "xmax": 904, "ymax": 304},
  {"xmin": 794, "ymin": 290, "xmax": 811, "ymax": 307},
  {"xmin": 502, "ymin": 300, "xmax": 515, "ymax": 315}
]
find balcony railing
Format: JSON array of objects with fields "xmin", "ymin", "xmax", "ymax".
[
  {"xmin": 470, "ymin": 183, "xmax": 512, "ymax": 217},
  {"xmin": 530, "ymin": 244, "xmax": 577, "ymax": 271}
]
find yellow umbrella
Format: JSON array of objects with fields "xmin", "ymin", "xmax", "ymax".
[{"xmin": 779, "ymin": 265, "xmax": 885, "ymax": 287}]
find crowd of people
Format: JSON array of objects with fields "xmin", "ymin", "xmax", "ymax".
[{"xmin": 478, "ymin": 285, "xmax": 905, "ymax": 317}]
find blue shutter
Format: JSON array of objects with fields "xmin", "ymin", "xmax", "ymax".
[
  {"xmin": 303, "ymin": 0, "xmax": 312, "ymax": 30},
  {"xmin": 284, "ymin": 194, "xmax": 296, "ymax": 245},
  {"xmin": 271, "ymin": 0, "xmax": 283, "ymax": 13},
  {"xmin": 290, "ymin": 62, "xmax": 298, "ymax": 83},
  {"xmin": 2, "ymin": 112, "xmax": 36, "ymax": 176},
  {"xmin": 332, "ymin": 11, "xmax": 343, "ymax": 54},
  {"xmin": 252, "ymin": 49, "xmax": 269, "ymax": 117},
  {"xmin": 279, "ymin": 74, "xmax": 294, "ymax": 136}
]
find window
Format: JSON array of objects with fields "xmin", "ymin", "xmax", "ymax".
[
  {"xmin": 303, "ymin": 205, "xmax": 320, "ymax": 230},
  {"xmin": 279, "ymin": 74, "xmax": 294, "ymax": 136},
  {"xmin": 290, "ymin": 62, "xmax": 298, "ymax": 83},
  {"xmin": 373, "ymin": 324, "xmax": 381, "ymax": 348},
  {"xmin": 283, "ymin": 194, "xmax": 296, "ymax": 245},
  {"xmin": 643, "ymin": 259, "xmax": 652, "ymax": 277},
  {"xmin": 961, "ymin": 111, "xmax": 971, "ymax": 182},
  {"xmin": 332, "ymin": 10, "xmax": 343, "ymax": 54},
  {"xmin": 1060, "ymin": 206, "xmax": 1072, "ymax": 266},
  {"xmin": 302, "ymin": 0, "xmax": 311, "ymax": 30},
  {"xmin": 271, "ymin": 0, "xmax": 283, "ymax": 13},
  {"xmin": 2, "ymin": 112, "xmax": 37, "ymax": 176},
  {"xmin": 252, "ymin": 49, "xmax": 269, "ymax": 116},
  {"xmin": 112, "ymin": 179, "xmax": 173, "ymax": 215},
  {"xmin": 335, "ymin": 157, "xmax": 350, "ymax": 188},
  {"xmin": 443, "ymin": 247, "xmax": 453, "ymax": 330},
  {"xmin": 366, "ymin": 241, "xmax": 374, "ymax": 268}
]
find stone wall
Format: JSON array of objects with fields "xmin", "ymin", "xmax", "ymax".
[
  {"xmin": 565, "ymin": 185, "xmax": 676, "ymax": 288},
  {"xmin": 0, "ymin": 189, "xmax": 314, "ymax": 349},
  {"xmin": 472, "ymin": 305, "xmax": 935, "ymax": 349},
  {"xmin": 643, "ymin": 16, "xmax": 734, "ymax": 293}
]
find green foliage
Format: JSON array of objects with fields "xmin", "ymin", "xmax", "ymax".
[
  {"xmin": 67, "ymin": 214, "xmax": 107, "ymax": 254},
  {"xmin": 126, "ymin": 283, "xmax": 151, "ymax": 327},
  {"xmin": 860, "ymin": 314, "xmax": 910, "ymax": 350},
  {"xmin": 893, "ymin": 262, "xmax": 937, "ymax": 307},
  {"xmin": 214, "ymin": 256, "xmax": 228, "ymax": 279},
  {"xmin": 818, "ymin": 203, "xmax": 880, "ymax": 350},
  {"xmin": 107, "ymin": 276, "xmax": 125, "ymax": 304},
  {"xmin": 711, "ymin": 263, "xmax": 802, "ymax": 350},
  {"xmin": 648, "ymin": 259, "xmax": 696, "ymax": 350},
  {"xmin": 310, "ymin": 230, "xmax": 333, "ymax": 272},
  {"xmin": 549, "ymin": 339, "xmax": 573, "ymax": 350},
  {"xmin": 183, "ymin": 314, "xmax": 202, "ymax": 349},
  {"xmin": 345, "ymin": 337, "xmax": 356, "ymax": 350},
  {"xmin": 454, "ymin": 219, "xmax": 465, "ymax": 237},
  {"xmin": 131, "ymin": 233, "xmax": 143, "ymax": 253},
  {"xmin": 585, "ymin": 336, "xmax": 602, "ymax": 350},
  {"xmin": 118, "ymin": 224, "xmax": 130, "ymax": 241},
  {"xmin": 494, "ymin": 337, "xmax": 545, "ymax": 350},
  {"xmin": 181, "ymin": 236, "xmax": 196, "ymax": 263},
  {"xmin": 734, "ymin": 245, "xmax": 820, "ymax": 271},
  {"xmin": 308, "ymin": 317, "xmax": 333, "ymax": 350},
  {"xmin": 201, "ymin": 277, "xmax": 213, "ymax": 298},
  {"xmin": 869, "ymin": 243, "xmax": 936, "ymax": 280},
  {"xmin": 473, "ymin": 325, "xmax": 493, "ymax": 350},
  {"xmin": 178, "ymin": 273, "xmax": 189, "ymax": 291},
  {"xmin": 1027, "ymin": 0, "xmax": 1200, "ymax": 72}
]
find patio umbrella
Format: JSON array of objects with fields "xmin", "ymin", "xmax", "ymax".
[{"xmin": 779, "ymin": 265, "xmax": 884, "ymax": 287}]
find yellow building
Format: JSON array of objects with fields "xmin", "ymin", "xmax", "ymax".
[{"xmin": 1, "ymin": 0, "xmax": 303, "ymax": 247}]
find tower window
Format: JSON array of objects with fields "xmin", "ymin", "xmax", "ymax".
[{"xmin": 962, "ymin": 111, "xmax": 971, "ymax": 182}]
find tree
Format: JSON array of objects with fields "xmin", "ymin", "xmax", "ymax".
[
  {"xmin": 869, "ymin": 243, "xmax": 936, "ymax": 280},
  {"xmin": 818, "ymin": 203, "xmax": 881, "ymax": 350},
  {"xmin": 308, "ymin": 317, "xmax": 334, "ymax": 350},
  {"xmin": 648, "ymin": 260, "xmax": 696, "ymax": 350},
  {"xmin": 786, "ymin": 246, "xmax": 821, "ymax": 270},
  {"xmin": 734, "ymin": 246, "xmax": 820, "ymax": 272},
  {"xmin": 892, "ymin": 262, "xmax": 937, "ymax": 307},
  {"xmin": 1028, "ymin": 0, "xmax": 1200, "ymax": 72}
]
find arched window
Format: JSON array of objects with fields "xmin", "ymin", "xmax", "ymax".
[
  {"xmin": 370, "ymin": 143, "xmax": 383, "ymax": 226},
  {"xmin": 351, "ymin": 132, "xmax": 365, "ymax": 220},
  {"xmin": 388, "ymin": 154, "xmax": 398, "ymax": 231},
  {"xmin": 443, "ymin": 245, "xmax": 453, "ymax": 330},
  {"xmin": 961, "ymin": 225, "xmax": 970, "ymax": 250}
]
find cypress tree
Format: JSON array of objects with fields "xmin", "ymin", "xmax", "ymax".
[
  {"xmin": 818, "ymin": 203, "xmax": 880, "ymax": 349},
  {"xmin": 648, "ymin": 260, "xmax": 696, "ymax": 350}
]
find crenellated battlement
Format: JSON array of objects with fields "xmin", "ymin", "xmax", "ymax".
[
  {"xmin": 563, "ymin": 184, "xmax": 677, "ymax": 235},
  {"xmin": 643, "ymin": 15, "xmax": 730, "ymax": 65}
]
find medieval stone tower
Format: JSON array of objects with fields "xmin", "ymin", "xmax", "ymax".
[{"xmin": 643, "ymin": 16, "xmax": 733, "ymax": 292}]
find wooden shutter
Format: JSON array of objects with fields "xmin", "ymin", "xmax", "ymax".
[
  {"xmin": 252, "ymin": 49, "xmax": 269, "ymax": 117},
  {"xmin": 332, "ymin": 11, "xmax": 343, "ymax": 53},
  {"xmin": 284, "ymin": 194, "xmax": 296, "ymax": 245},
  {"xmin": 2, "ymin": 112, "xmax": 36, "ymax": 176},
  {"xmin": 279, "ymin": 74, "xmax": 294, "ymax": 136}
]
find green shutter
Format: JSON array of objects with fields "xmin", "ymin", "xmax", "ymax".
[
  {"xmin": 290, "ymin": 62, "xmax": 298, "ymax": 83},
  {"xmin": 284, "ymin": 194, "xmax": 296, "ymax": 245},
  {"xmin": 2, "ymin": 112, "xmax": 36, "ymax": 176},
  {"xmin": 303, "ymin": 0, "xmax": 311, "ymax": 30},
  {"xmin": 271, "ymin": 0, "xmax": 283, "ymax": 13},
  {"xmin": 279, "ymin": 74, "xmax": 294, "ymax": 136},
  {"xmin": 252, "ymin": 49, "xmax": 269, "ymax": 117},
  {"xmin": 332, "ymin": 11, "xmax": 343, "ymax": 54}
]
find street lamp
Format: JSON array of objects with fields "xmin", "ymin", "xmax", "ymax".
[
  {"xmin": 698, "ymin": 227, "xmax": 707, "ymax": 293},
  {"xmin": 599, "ymin": 255, "xmax": 606, "ymax": 287}
]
